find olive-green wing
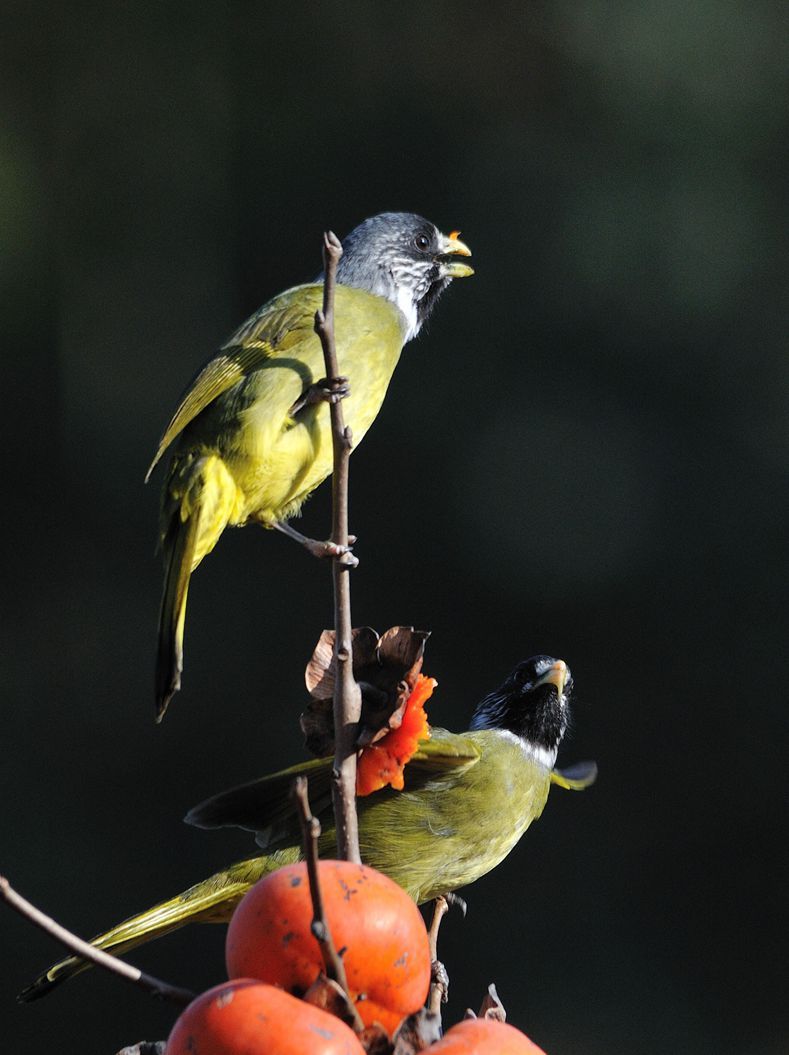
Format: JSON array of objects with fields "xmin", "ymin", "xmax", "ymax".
[
  {"xmin": 550, "ymin": 760, "xmax": 598, "ymax": 790},
  {"xmin": 186, "ymin": 729, "xmax": 481, "ymax": 843},
  {"xmin": 405, "ymin": 728, "xmax": 482, "ymax": 776},
  {"xmin": 145, "ymin": 286, "xmax": 322, "ymax": 481},
  {"xmin": 185, "ymin": 752, "xmax": 334, "ymax": 842}
]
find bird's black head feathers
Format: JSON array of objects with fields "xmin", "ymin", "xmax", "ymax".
[
  {"xmin": 329, "ymin": 212, "xmax": 473, "ymax": 340},
  {"xmin": 469, "ymin": 655, "xmax": 572, "ymax": 754}
]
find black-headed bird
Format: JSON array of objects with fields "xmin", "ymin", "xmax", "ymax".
[
  {"xmin": 148, "ymin": 213, "xmax": 473, "ymax": 719},
  {"xmin": 21, "ymin": 656, "xmax": 596, "ymax": 1002}
]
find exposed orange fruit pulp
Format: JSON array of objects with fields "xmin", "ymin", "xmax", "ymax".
[{"xmin": 356, "ymin": 673, "xmax": 435, "ymax": 795}]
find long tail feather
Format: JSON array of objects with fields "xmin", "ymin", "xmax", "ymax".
[
  {"xmin": 19, "ymin": 853, "xmax": 294, "ymax": 1002},
  {"xmin": 155, "ymin": 509, "xmax": 199, "ymax": 721},
  {"xmin": 154, "ymin": 453, "xmax": 239, "ymax": 720}
]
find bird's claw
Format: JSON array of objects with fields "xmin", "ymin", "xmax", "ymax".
[
  {"xmin": 443, "ymin": 891, "xmax": 468, "ymax": 917},
  {"xmin": 289, "ymin": 377, "xmax": 350, "ymax": 417},
  {"xmin": 274, "ymin": 521, "xmax": 358, "ymax": 566},
  {"xmin": 430, "ymin": 960, "xmax": 450, "ymax": 1004},
  {"xmin": 303, "ymin": 538, "xmax": 358, "ymax": 567},
  {"xmin": 309, "ymin": 376, "xmax": 351, "ymax": 406}
]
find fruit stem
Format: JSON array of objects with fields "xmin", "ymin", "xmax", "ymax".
[{"xmin": 292, "ymin": 778, "xmax": 365, "ymax": 1032}]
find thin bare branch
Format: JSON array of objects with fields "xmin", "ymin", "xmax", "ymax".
[
  {"xmin": 314, "ymin": 230, "xmax": 363, "ymax": 864},
  {"xmin": 292, "ymin": 777, "xmax": 365, "ymax": 1033},
  {"xmin": 0, "ymin": 875, "xmax": 194, "ymax": 1007}
]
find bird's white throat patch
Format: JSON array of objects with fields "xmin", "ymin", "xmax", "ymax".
[
  {"xmin": 494, "ymin": 729, "xmax": 558, "ymax": 771},
  {"xmin": 392, "ymin": 282, "xmax": 421, "ymax": 342},
  {"xmin": 368, "ymin": 261, "xmax": 428, "ymax": 343}
]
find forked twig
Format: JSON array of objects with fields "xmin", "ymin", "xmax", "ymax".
[
  {"xmin": 0, "ymin": 875, "xmax": 194, "ymax": 1007},
  {"xmin": 292, "ymin": 777, "xmax": 365, "ymax": 1032},
  {"xmin": 314, "ymin": 231, "xmax": 363, "ymax": 864}
]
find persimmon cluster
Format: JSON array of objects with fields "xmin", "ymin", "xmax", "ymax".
[{"xmin": 166, "ymin": 859, "xmax": 546, "ymax": 1055}]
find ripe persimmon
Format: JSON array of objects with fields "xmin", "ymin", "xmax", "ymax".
[
  {"xmin": 166, "ymin": 978, "xmax": 365, "ymax": 1054},
  {"xmin": 424, "ymin": 1017, "xmax": 547, "ymax": 1054},
  {"xmin": 225, "ymin": 861, "xmax": 431, "ymax": 1034}
]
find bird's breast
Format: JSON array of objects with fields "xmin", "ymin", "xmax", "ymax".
[
  {"xmin": 228, "ymin": 295, "xmax": 405, "ymax": 524},
  {"xmin": 359, "ymin": 733, "xmax": 553, "ymax": 903}
]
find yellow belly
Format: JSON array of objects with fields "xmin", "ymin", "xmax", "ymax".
[{"xmin": 165, "ymin": 284, "xmax": 406, "ymax": 555}]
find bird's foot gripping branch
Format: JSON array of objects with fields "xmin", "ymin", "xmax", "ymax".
[
  {"xmin": 289, "ymin": 374, "xmax": 351, "ymax": 415},
  {"xmin": 273, "ymin": 519, "xmax": 359, "ymax": 565}
]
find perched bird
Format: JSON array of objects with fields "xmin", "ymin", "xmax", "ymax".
[
  {"xmin": 148, "ymin": 213, "xmax": 473, "ymax": 719},
  {"xmin": 21, "ymin": 656, "xmax": 596, "ymax": 1002}
]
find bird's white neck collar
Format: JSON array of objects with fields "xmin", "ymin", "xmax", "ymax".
[
  {"xmin": 364, "ymin": 272, "xmax": 419, "ymax": 341},
  {"xmin": 390, "ymin": 283, "xmax": 421, "ymax": 342},
  {"xmin": 494, "ymin": 728, "xmax": 558, "ymax": 770},
  {"xmin": 366, "ymin": 264, "xmax": 424, "ymax": 343}
]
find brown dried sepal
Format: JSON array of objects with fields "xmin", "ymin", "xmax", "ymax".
[
  {"xmin": 301, "ymin": 627, "xmax": 431, "ymax": 757},
  {"xmin": 302, "ymin": 976, "xmax": 396, "ymax": 1053},
  {"xmin": 463, "ymin": 982, "xmax": 507, "ymax": 1023},
  {"xmin": 359, "ymin": 1023, "xmax": 394, "ymax": 1055},
  {"xmin": 115, "ymin": 1045, "xmax": 166, "ymax": 1055},
  {"xmin": 302, "ymin": 973, "xmax": 360, "ymax": 1030},
  {"xmin": 392, "ymin": 1008, "xmax": 443, "ymax": 1054},
  {"xmin": 479, "ymin": 982, "xmax": 507, "ymax": 1021}
]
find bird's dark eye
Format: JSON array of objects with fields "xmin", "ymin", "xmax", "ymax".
[
  {"xmin": 509, "ymin": 668, "xmax": 531, "ymax": 692},
  {"xmin": 414, "ymin": 234, "xmax": 431, "ymax": 252}
]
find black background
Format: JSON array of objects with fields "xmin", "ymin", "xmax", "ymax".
[{"xmin": 2, "ymin": 3, "xmax": 787, "ymax": 1053}]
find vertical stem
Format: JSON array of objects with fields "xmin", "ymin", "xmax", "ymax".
[
  {"xmin": 292, "ymin": 777, "xmax": 365, "ymax": 1031},
  {"xmin": 314, "ymin": 232, "xmax": 362, "ymax": 864}
]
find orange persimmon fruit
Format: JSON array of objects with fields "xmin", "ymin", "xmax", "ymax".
[
  {"xmin": 225, "ymin": 861, "xmax": 431, "ymax": 1034},
  {"xmin": 424, "ymin": 1017, "xmax": 548, "ymax": 1054},
  {"xmin": 356, "ymin": 672, "xmax": 435, "ymax": 795},
  {"xmin": 166, "ymin": 978, "xmax": 365, "ymax": 1054}
]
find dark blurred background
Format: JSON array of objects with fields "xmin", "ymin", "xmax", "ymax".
[{"xmin": 2, "ymin": 2, "xmax": 787, "ymax": 1052}]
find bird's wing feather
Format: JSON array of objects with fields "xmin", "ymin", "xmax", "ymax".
[
  {"xmin": 551, "ymin": 760, "xmax": 598, "ymax": 790},
  {"xmin": 402, "ymin": 729, "xmax": 482, "ymax": 782},
  {"xmin": 145, "ymin": 345, "xmax": 275, "ymax": 480},
  {"xmin": 145, "ymin": 288, "xmax": 322, "ymax": 480},
  {"xmin": 186, "ymin": 729, "xmax": 481, "ymax": 841},
  {"xmin": 185, "ymin": 753, "xmax": 333, "ymax": 837}
]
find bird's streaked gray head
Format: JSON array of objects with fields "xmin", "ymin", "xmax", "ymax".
[
  {"xmin": 470, "ymin": 655, "xmax": 572, "ymax": 756},
  {"xmin": 330, "ymin": 212, "xmax": 473, "ymax": 342}
]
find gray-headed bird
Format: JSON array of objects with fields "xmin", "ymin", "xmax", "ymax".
[{"xmin": 147, "ymin": 212, "xmax": 473, "ymax": 719}]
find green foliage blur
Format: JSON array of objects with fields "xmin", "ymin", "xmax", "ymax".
[{"xmin": 2, "ymin": 2, "xmax": 786, "ymax": 1053}]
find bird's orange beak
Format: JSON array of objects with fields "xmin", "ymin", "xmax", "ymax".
[
  {"xmin": 438, "ymin": 229, "xmax": 474, "ymax": 277},
  {"xmin": 534, "ymin": 660, "xmax": 568, "ymax": 698}
]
